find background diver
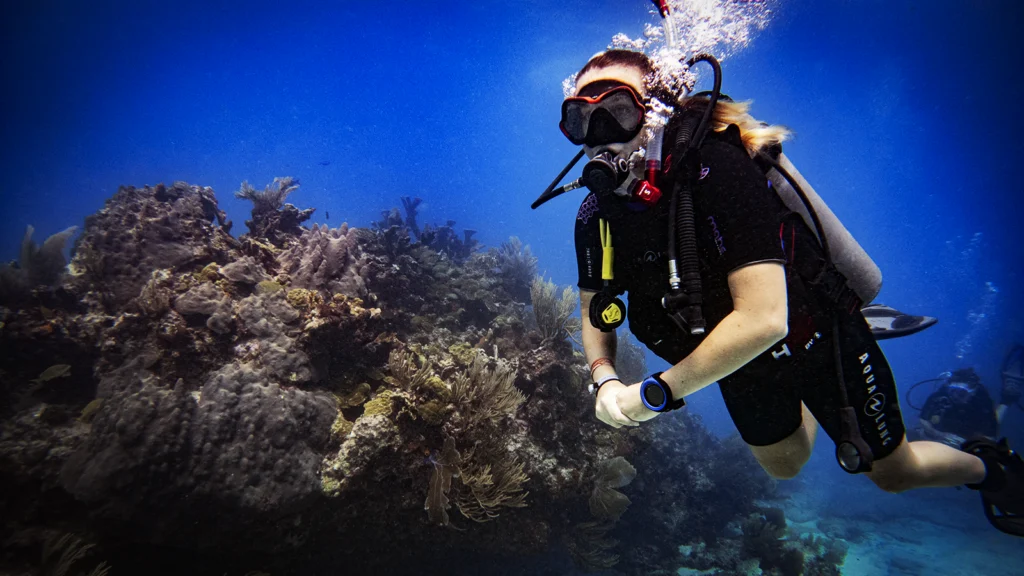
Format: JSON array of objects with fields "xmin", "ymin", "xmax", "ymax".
[
  {"xmin": 533, "ymin": 48, "xmax": 1024, "ymax": 536},
  {"xmin": 908, "ymin": 346, "xmax": 1024, "ymax": 448}
]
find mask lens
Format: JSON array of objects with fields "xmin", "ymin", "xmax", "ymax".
[
  {"xmin": 948, "ymin": 382, "xmax": 973, "ymax": 402},
  {"xmin": 561, "ymin": 102, "xmax": 590, "ymax": 144},
  {"xmin": 600, "ymin": 90, "xmax": 643, "ymax": 131},
  {"xmin": 585, "ymin": 109, "xmax": 633, "ymax": 147},
  {"xmin": 560, "ymin": 86, "xmax": 644, "ymax": 146}
]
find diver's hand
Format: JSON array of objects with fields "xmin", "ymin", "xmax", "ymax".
[
  {"xmin": 923, "ymin": 425, "xmax": 965, "ymax": 448},
  {"xmin": 595, "ymin": 381, "xmax": 639, "ymax": 428},
  {"xmin": 615, "ymin": 382, "xmax": 660, "ymax": 424},
  {"xmin": 942, "ymin": 433, "xmax": 967, "ymax": 449}
]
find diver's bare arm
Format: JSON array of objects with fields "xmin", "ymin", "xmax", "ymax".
[
  {"xmin": 661, "ymin": 261, "xmax": 788, "ymax": 398},
  {"xmin": 580, "ymin": 289, "xmax": 618, "ymax": 382}
]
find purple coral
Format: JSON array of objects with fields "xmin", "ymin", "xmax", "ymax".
[{"xmin": 279, "ymin": 223, "xmax": 367, "ymax": 298}]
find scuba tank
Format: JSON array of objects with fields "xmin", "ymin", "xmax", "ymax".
[{"xmin": 765, "ymin": 154, "xmax": 882, "ymax": 304}]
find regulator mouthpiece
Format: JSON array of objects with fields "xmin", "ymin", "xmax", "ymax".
[{"xmin": 582, "ymin": 151, "xmax": 629, "ymax": 197}]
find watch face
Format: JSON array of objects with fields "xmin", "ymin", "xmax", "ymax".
[{"xmin": 643, "ymin": 381, "xmax": 666, "ymax": 408}]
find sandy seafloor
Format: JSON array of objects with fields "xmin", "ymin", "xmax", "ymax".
[{"xmin": 678, "ymin": 459, "xmax": 1024, "ymax": 576}]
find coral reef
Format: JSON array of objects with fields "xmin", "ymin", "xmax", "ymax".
[
  {"xmin": 375, "ymin": 195, "xmax": 479, "ymax": 263},
  {"xmin": 279, "ymin": 223, "xmax": 367, "ymax": 298},
  {"xmin": 530, "ymin": 277, "xmax": 580, "ymax": 343},
  {"xmin": 614, "ymin": 330, "xmax": 648, "ymax": 383},
  {"xmin": 494, "ymin": 237, "xmax": 537, "ymax": 303},
  {"xmin": 40, "ymin": 532, "xmax": 110, "ymax": 576},
  {"xmin": 235, "ymin": 177, "xmax": 313, "ymax": 246},
  {"xmin": 64, "ymin": 181, "xmax": 236, "ymax": 311},
  {"xmin": 588, "ymin": 456, "xmax": 636, "ymax": 522},
  {"xmin": 0, "ymin": 181, "xmax": 783, "ymax": 575},
  {"xmin": 0, "ymin": 225, "xmax": 77, "ymax": 306}
]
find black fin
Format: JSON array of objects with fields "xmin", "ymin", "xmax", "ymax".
[{"xmin": 963, "ymin": 438, "xmax": 1024, "ymax": 537}]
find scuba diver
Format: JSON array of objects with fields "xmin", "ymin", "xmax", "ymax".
[
  {"xmin": 910, "ymin": 346, "xmax": 1024, "ymax": 448},
  {"xmin": 531, "ymin": 46, "xmax": 1024, "ymax": 536}
]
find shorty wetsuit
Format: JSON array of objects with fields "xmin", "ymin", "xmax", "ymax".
[{"xmin": 575, "ymin": 124, "xmax": 905, "ymax": 459}]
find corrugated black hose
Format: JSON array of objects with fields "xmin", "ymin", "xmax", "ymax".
[{"xmin": 664, "ymin": 52, "xmax": 721, "ymax": 335}]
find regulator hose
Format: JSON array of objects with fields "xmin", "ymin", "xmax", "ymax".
[{"xmin": 663, "ymin": 53, "xmax": 722, "ymax": 335}]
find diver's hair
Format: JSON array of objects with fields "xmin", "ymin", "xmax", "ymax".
[
  {"xmin": 578, "ymin": 49, "xmax": 791, "ymax": 156},
  {"xmin": 705, "ymin": 99, "xmax": 792, "ymax": 156},
  {"xmin": 950, "ymin": 367, "xmax": 982, "ymax": 386},
  {"xmin": 578, "ymin": 49, "xmax": 655, "ymax": 80}
]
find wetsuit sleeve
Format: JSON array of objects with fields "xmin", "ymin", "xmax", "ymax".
[
  {"xmin": 575, "ymin": 193, "xmax": 604, "ymax": 292},
  {"xmin": 698, "ymin": 128, "xmax": 786, "ymax": 274}
]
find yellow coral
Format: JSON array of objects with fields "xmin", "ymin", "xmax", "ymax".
[
  {"xmin": 196, "ymin": 262, "xmax": 220, "ymax": 282},
  {"xmin": 255, "ymin": 280, "xmax": 284, "ymax": 295},
  {"xmin": 423, "ymin": 375, "xmax": 450, "ymax": 397},
  {"xmin": 287, "ymin": 288, "xmax": 323, "ymax": 309},
  {"xmin": 329, "ymin": 412, "xmax": 354, "ymax": 440},
  {"xmin": 417, "ymin": 399, "xmax": 448, "ymax": 426},
  {"xmin": 321, "ymin": 474, "xmax": 342, "ymax": 496},
  {"xmin": 79, "ymin": 398, "xmax": 104, "ymax": 423},
  {"xmin": 448, "ymin": 343, "xmax": 481, "ymax": 367},
  {"xmin": 363, "ymin": 390, "xmax": 396, "ymax": 417}
]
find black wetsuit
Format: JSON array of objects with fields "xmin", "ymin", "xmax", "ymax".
[
  {"xmin": 920, "ymin": 384, "xmax": 998, "ymax": 440},
  {"xmin": 575, "ymin": 124, "xmax": 905, "ymax": 459}
]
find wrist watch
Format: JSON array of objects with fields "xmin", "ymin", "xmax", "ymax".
[{"xmin": 640, "ymin": 372, "xmax": 686, "ymax": 412}]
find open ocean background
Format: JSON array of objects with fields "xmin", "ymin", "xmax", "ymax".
[{"xmin": 3, "ymin": 1, "xmax": 1023, "ymax": 573}]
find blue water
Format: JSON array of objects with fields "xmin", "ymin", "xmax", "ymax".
[{"xmin": 3, "ymin": 0, "xmax": 1023, "ymax": 572}]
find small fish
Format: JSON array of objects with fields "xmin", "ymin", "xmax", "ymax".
[
  {"xmin": 318, "ymin": 160, "xmax": 331, "ymax": 166},
  {"xmin": 32, "ymin": 364, "xmax": 71, "ymax": 384},
  {"xmin": 326, "ymin": 211, "xmax": 330, "ymax": 220},
  {"xmin": 39, "ymin": 306, "xmax": 55, "ymax": 319}
]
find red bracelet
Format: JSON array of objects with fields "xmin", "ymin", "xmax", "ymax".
[{"xmin": 590, "ymin": 357, "xmax": 614, "ymax": 376}]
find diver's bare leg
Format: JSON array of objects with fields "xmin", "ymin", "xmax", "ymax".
[
  {"xmin": 865, "ymin": 437, "xmax": 986, "ymax": 493},
  {"xmin": 748, "ymin": 403, "xmax": 818, "ymax": 479}
]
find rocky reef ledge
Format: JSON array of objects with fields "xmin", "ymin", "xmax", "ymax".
[{"xmin": 0, "ymin": 180, "xmax": 846, "ymax": 576}]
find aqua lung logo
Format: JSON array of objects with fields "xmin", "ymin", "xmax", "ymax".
[
  {"xmin": 858, "ymin": 352, "xmax": 893, "ymax": 447},
  {"xmin": 864, "ymin": 393, "xmax": 886, "ymax": 417}
]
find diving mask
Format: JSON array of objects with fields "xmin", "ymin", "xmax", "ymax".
[
  {"xmin": 560, "ymin": 82, "xmax": 645, "ymax": 147},
  {"xmin": 948, "ymin": 381, "xmax": 976, "ymax": 403}
]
